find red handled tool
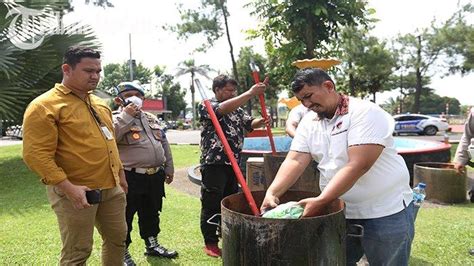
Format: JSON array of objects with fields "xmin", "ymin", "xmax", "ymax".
[
  {"xmin": 194, "ymin": 79, "xmax": 260, "ymax": 216},
  {"xmin": 249, "ymin": 61, "xmax": 276, "ymax": 155}
]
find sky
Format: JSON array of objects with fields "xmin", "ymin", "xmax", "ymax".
[{"xmin": 63, "ymin": 0, "xmax": 474, "ymax": 106}]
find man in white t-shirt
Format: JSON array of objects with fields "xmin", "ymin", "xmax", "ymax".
[
  {"xmin": 285, "ymin": 103, "xmax": 309, "ymax": 137},
  {"xmin": 261, "ymin": 68, "xmax": 415, "ymax": 265}
]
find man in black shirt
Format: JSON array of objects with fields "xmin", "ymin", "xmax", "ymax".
[{"xmin": 198, "ymin": 74, "xmax": 268, "ymax": 257}]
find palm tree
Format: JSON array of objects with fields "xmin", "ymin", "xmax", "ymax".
[
  {"xmin": 176, "ymin": 59, "xmax": 212, "ymax": 129},
  {"xmin": 0, "ymin": 1, "xmax": 100, "ymax": 123}
]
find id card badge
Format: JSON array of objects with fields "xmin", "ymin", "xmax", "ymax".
[{"xmin": 100, "ymin": 126, "xmax": 114, "ymax": 140}]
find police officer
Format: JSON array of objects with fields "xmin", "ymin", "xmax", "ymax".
[{"xmin": 113, "ymin": 82, "xmax": 177, "ymax": 265}]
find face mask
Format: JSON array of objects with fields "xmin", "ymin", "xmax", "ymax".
[{"xmin": 125, "ymin": 95, "xmax": 143, "ymax": 108}]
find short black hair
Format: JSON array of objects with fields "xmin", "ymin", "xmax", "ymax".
[
  {"xmin": 291, "ymin": 68, "xmax": 334, "ymax": 93},
  {"xmin": 63, "ymin": 46, "xmax": 100, "ymax": 68},
  {"xmin": 212, "ymin": 74, "xmax": 238, "ymax": 93}
]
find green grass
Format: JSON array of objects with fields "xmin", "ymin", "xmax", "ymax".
[
  {"xmin": 170, "ymin": 144, "xmax": 200, "ymax": 169},
  {"xmin": 1, "ymin": 144, "xmax": 473, "ymax": 265},
  {"xmin": 0, "ymin": 144, "xmax": 218, "ymax": 265}
]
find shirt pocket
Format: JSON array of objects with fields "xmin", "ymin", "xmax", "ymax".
[
  {"xmin": 329, "ymin": 126, "xmax": 349, "ymax": 157},
  {"xmin": 125, "ymin": 127, "xmax": 147, "ymax": 145}
]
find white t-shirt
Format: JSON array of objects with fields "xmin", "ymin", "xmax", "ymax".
[
  {"xmin": 291, "ymin": 97, "xmax": 413, "ymax": 219},
  {"xmin": 287, "ymin": 104, "xmax": 310, "ymax": 125}
]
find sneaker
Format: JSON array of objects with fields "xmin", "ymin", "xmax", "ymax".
[
  {"xmin": 145, "ymin": 244, "xmax": 178, "ymax": 258},
  {"xmin": 123, "ymin": 249, "xmax": 136, "ymax": 266},
  {"xmin": 203, "ymin": 243, "xmax": 221, "ymax": 257}
]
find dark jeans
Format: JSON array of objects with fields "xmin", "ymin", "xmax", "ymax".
[
  {"xmin": 200, "ymin": 164, "xmax": 238, "ymax": 245},
  {"xmin": 124, "ymin": 169, "xmax": 165, "ymax": 247},
  {"xmin": 346, "ymin": 202, "xmax": 415, "ymax": 266}
]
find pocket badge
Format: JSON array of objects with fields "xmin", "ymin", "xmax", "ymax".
[{"xmin": 132, "ymin": 132, "xmax": 140, "ymax": 140}]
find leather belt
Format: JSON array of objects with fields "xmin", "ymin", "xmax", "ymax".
[{"xmin": 124, "ymin": 167, "xmax": 162, "ymax": 175}]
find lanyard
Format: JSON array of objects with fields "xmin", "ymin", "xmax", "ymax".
[{"xmin": 71, "ymin": 92, "xmax": 103, "ymax": 125}]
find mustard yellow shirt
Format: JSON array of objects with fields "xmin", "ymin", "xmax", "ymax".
[{"xmin": 22, "ymin": 83, "xmax": 123, "ymax": 189}]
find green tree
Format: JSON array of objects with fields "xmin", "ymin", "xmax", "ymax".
[
  {"xmin": 168, "ymin": 0, "xmax": 239, "ymax": 80},
  {"xmin": 0, "ymin": 1, "xmax": 99, "ymax": 122},
  {"xmin": 394, "ymin": 4, "xmax": 473, "ymax": 113},
  {"xmin": 439, "ymin": 4, "xmax": 474, "ymax": 75},
  {"xmin": 155, "ymin": 74, "xmax": 187, "ymax": 119},
  {"xmin": 382, "ymin": 90, "xmax": 460, "ymax": 115},
  {"xmin": 385, "ymin": 70, "xmax": 431, "ymax": 114},
  {"xmin": 97, "ymin": 61, "xmax": 153, "ymax": 94},
  {"xmin": 247, "ymin": 0, "xmax": 372, "ymax": 88},
  {"xmin": 337, "ymin": 26, "xmax": 396, "ymax": 101},
  {"xmin": 176, "ymin": 59, "xmax": 212, "ymax": 129},
  {"xmin": 235, "ymin": 46, "xmax": 275, "ymax": 115}
]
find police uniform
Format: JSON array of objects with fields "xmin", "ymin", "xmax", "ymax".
[{"xmin": 113, "ymin": 104, "xmax": 177, "ymax": 259}]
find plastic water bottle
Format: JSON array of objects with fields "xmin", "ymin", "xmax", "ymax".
[
  {"xmin": 413, "ymin": 182, "xmax": 426, "ymax": 220},
  {"xmin": 443, "ymin": 132, "xmax": 449, "ymax": 144},
  {"xmin": 413, "ymin": 183, "xmax": 426, "ymax": 207}
]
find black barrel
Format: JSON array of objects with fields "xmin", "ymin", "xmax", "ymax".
[{"xmin": 221, "ymin": 191, "xmax": 346, "ymax": 265}]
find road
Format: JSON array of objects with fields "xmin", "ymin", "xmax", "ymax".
[
  {"xmin": 0, "ymin": 130, "xmax": 464, "ymax": 147},
  {"xmin": 165, "ymin": 129, "xmax": 200, "ymax": 145}
]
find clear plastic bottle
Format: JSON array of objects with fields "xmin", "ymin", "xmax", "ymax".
[
  {"xmin": 443, "ymin": 131, "xmax": 449, "ymax": 144},
  {"xmin": 413, "ymin": 182, "xmax": 426, "ymax": 207}
]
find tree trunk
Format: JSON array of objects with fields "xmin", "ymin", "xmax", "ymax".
[
  {"xmin": 304, "ymin": 24, "xmax": 315, "ymax": 58},
  {"xmin": 191, "ymin": 72, "xmax": 196, "ymax": 130},
  {"xmin": 348, "ymin": 61, "xmax": 355, "ymax": 96},
  {"xmin": 414, "ymin": 35, "xmax": 422, "ymax": 113},
  {"xmin": 219, "ymin": 0, "xmax": 239, "ymax": 81}
]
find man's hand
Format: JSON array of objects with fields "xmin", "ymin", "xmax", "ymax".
[
  {"xmin": 55, "ymin": 179, "xmax": 91, "ymax": 209},
  {"xmin": 165, "ymin": 174, "xmax": 174, "ymax": 184},
  {"xmin": 123, "ymin": 103, "xmax": 141, "ymax": 117},
  {"xmin": 298, "ymin": 197, "xmax": 327, "ymax": 217},
  {"xmin": 249, "ymin": 76, "xmax": 269, "ymax": 96},
  {"xmin": 252, "ymin": 117, "xmax": 272, "ymax": 129},
  {"xmin": 119, "ymin": 169, "xmax": 128, "ymax": 194},
  {"xmin": 454, "ymin": 162, "xmax": 466, "ymax": 174},
  {"xmin": 260, "ymin": 192, "xmax": 280, "ymax": 214}
]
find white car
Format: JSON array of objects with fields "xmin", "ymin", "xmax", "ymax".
[{"xmin": 393, "ymin": 114, "xmax": 449, "ymax": 136}]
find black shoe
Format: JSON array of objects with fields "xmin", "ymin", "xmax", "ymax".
[
  {"xmin": 123, "ymin": 249, "xmax": 136, "ymax": 266},
  {"xmin": 145, "ymin": 244, "xmax": 178, "ymax": 258}
]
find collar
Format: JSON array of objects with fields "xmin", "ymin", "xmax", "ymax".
[
  {"xmin": 55, "ymin": 83, "xmax": 93, "ymax": 96},
  {"xmin": 313, "ymin": 93, "xmax": 350, "ymax": 121},
  {"xmin": 54, "ymin": 83, "xmax": 72, "ymax": 95}
]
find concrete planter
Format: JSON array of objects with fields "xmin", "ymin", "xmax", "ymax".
[{"xmin": 414, "ymin": 162, "xmax": 467, "ymax": 203}]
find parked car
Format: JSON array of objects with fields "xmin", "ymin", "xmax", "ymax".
[{"xmin": 393, "ymin": 114, "xmax": 449, "ymax": 136}]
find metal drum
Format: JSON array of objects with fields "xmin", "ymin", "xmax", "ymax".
[{"xmin": 221, "ymin": 191, "xmax": 346, "ymax": 265}]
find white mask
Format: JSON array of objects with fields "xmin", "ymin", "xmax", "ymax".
[{"xmin": 125, "ymin": 95, "xmax": 143, "ymax": 108}]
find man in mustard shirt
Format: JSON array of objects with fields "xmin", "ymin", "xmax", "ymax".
[{"xmin": 22, "ymin": 46, "xmax": 128, "ymax": 266}]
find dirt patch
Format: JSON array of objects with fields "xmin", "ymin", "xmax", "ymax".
[{"xmin": 168, "ymin": 167, "xmax": 200, "ymax": 198}]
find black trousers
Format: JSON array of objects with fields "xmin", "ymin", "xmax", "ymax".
[
  {"xmin": 200, "ymin": 164, "xmax": 238, "ymax": 244},
  {"xmin": 125, "ymin": 169, "xmax": 165, "ymax": 247}
]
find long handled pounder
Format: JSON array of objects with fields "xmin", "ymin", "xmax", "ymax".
[
  {"xmin": 194, "ymin": 79, "xmax": 260, "ymax": 216},
  {"xmin": 249, "ymin": 61, "xmax": 276, "ymax": 155}
]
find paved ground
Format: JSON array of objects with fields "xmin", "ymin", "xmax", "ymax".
[
  {"xmin": 0, "ymin": 128, "xmax": 463, "ymax": 147},
  {"xmin": 165, "ymin": 129, "xmax": 200, "ymax": 145},
  {"xmin": 0, "ymin": 137, "xmax": 21, "ymax": 146},
  {"xmin": 169, "ymin": 167, "xmax": 200, "ymax": 198}
]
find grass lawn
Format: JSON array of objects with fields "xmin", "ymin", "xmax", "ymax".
[
  {"xmin": 169, "ymin": 144, "xmax": 200, "ymax": 169},
  {"xmin": 1, "ymin": 144, "xmax": 473, "ymax": 265}
]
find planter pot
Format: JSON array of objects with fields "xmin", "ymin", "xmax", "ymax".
[{"xmin": 413, "ymin": 162, "xmax": 467, "ymax": 203}]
